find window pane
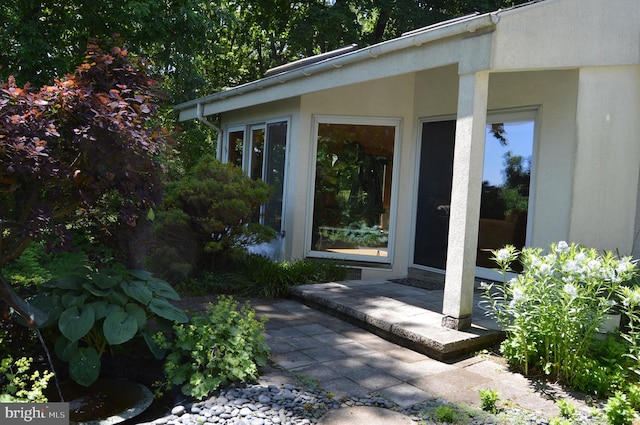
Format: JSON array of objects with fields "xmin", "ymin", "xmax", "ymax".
[
  {"xmin": 477, "ymin": 120, "xmax": 534, "ymax": 270},
  {"xmin": 250, "ymin": 128, "xmax": 265, "ymax": 180},
  {"xmin": 227, "ymin": 130, "xmax": 244, "ymax": 167},
  {"xmin": 263, "ymin": 122, "xmax": 287, "ymax": 231},
  {"xmin": 312, "ymin": 122, "xmax": 394, "ymax": 258}
]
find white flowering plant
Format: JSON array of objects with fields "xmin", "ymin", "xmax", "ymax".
[{"xmin": 482, "ymin": 242, "xmax": 637, "ymax": 393}]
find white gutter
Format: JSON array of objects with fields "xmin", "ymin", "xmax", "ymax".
[
  {"xmin": 174, "ymin": 12, "xmax": 499, "ymax": 118},
  {"xmin": 196, "ymin": 103, "xmax": 223, "ymax": 158}
]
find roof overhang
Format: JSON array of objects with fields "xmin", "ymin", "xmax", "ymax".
[{"xmin": 174, "ymin": 11, "xmax": 501, "ymax": 121}]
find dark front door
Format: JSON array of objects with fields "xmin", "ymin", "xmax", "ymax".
[{"xmin": 413, "ymin": 120, "xmax": 456, "ymax": 269}]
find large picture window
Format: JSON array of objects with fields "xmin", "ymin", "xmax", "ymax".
[{"xmin": 310, "ymin": 117, "xmax": 398, "ymax": 261}]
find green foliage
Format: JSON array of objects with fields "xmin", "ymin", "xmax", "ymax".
[
  {"xmin": 154, "ymin": 296, "xmax": 270, "ymax": 400},
  {"xmin": 557, "ymin": 399, "xmax": 579, "ymax": 420},
  {"xmin": 627, "ymin": 383, "xmax": 640, "ymax": 411},
  {"xmin": 435, "ymin": 404, "xmax": 458, "ymax": 423},
  {"xmin": 29, "ymin": 266, "xmax": 187, "ymax": 387},
  {"xmin": 482, "ymin": 242, "xmax": 638, "ymax": 395},
  {"xmin": 210, "ymin": 254, "xmax": 348, "ymax": 299},
  {"xmin": 147, "ymin": 155, "xmax": 276, "ymax": 278},
  {"xmin": 478, "ymin": 388, "xmax": 500, "ymax": 413},
  {"xmin": 0, "ymin": 354, "xmax": 53, "ymax": 402},
  {"xmin": 605, "ymin": 391, "xmax": 636, "ymax": 425},
  {"xmin": 618, "ymin": 285, "xmax": 640, "ymax": 379},
  {"xmin": 319, "ymin": 222, "xmax": 388, "ymax": 248},
  {"xmin": 568, "ymin": 336, "xmax": 632, "ymax": 396},
  {"xmin": 2, "ymin": 241, "xmax": 88, "ymax": 288}
]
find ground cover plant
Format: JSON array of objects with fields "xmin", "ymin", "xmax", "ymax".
[
  {"xmin": 153, "ymin": 296, "xmax": 270, "ymax": 400},
  {"xmin": 482, "ymin": 241, "xmax": 640, "ymax": 423}
]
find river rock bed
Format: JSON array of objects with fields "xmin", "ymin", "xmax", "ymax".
[{"xmin": 137, "ymin": 382, "xmax": 564, "ymax": 425}]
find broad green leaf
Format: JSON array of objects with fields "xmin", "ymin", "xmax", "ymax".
[
  {"xmin": 106, "ymin": 290, "xmax": 128, "ymax": 306},
  {"xmin": 61, "ymin": 292, "xmax": 89, "ymax": 308},
  {"xmin": 91, "ymin": 300, "xmax": 119, "ymax": 320},
  {"xmin": 126, "ymin": 303, "xmax": 147, "ymax": 328},
  {"xmin": 59, "ymin": 304, "xmax": 95, "ymax": 342},
  {"xmin": 70, "ymin": 347, "xmax": 100, "ymax": 387},
  {"xmin": 148, "ymin": 298, "xmax": 188, "ymax": 323},
  {"xmin": 121, "ymin": 280, "xmax": 153, "ymax": 305},
  {"xmin": 49, "ymin": 274, "xmax": 86, "ymax": 290},
  {"xmin": 128, "ymin": 269, "xmax": 153, "ymax": 281},
  {"xmin": 82, "ymin": 282, "xmax": 113, "ymax": 297},
  {"xmin": 147, "ymin": 278, "xmax": 181, "ymax": 300},
  {"xmin": 90, "ymin": 271, "xmax": 122, "ymax": 289},
  {"xmin": 103, "ymin": 309, "xmax": 138, "ymax": 345},
  {"xmin": 54, "ymin": 336, "xmax": 78, "ymax": 362}
]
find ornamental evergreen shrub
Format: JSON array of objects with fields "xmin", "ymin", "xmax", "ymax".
[{"xmin": 146, "ymin": 155, "xmax": 276, "ymax": 279}]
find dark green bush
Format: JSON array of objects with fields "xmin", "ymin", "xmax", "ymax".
[
  {"xmin": 211, "ymin": 254, "xmax": 348, "ymax": 299},
  {"xmin": 146, "ymin": 155, "xmax": 276, "ymax": 279}
]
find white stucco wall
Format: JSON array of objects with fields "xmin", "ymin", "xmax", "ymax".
[
  {"xmin": 492, "ymin": 0, "xmax": 640, "ymax": 71},
  {"xmin": 569, "ymin": 66, "xmax": 640, "ymax": 253}
]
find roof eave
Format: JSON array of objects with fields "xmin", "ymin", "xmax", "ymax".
[{"xmin": 174, "ymin": 11, "xmax": 500, "ymax": 121}]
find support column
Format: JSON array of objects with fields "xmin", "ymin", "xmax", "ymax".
[{"xmin": 441, "ymin": 71, "xmax": 489, "ymax": 330}]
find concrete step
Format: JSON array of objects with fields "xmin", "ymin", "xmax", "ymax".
[{"xmin": 289, "ymin": 281, "xmax": 504, "ymax": 361}]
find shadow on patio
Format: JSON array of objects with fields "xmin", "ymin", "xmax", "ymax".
[{"xmin": 289, "ymin": 279, "xmax": 504, "ymax": 361}]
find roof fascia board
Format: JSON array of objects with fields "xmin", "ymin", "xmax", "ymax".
[
  {"xmin": 187, "ymin": 33, "xmax": 492, "ymax": 118},
  {"xmin": 175, "ymin": 12, "xmax": 498, "ymax": 121}
]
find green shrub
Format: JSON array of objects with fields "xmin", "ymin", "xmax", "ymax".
[
  {"xmin": 482, "ymin": 242, "xmax": 637, "ymax": 393},
  {"xmin": 3, "ymin": 241, "xmax": 88, "ymax": 288},
  {"xmin": 211, "ymin": 254, "xmax": 348, "ymax": 299},
  {"xmin": 148, "ymin": 155, "xmax": 276, "ymax": 278},
  {"xmin": 605, "ymin": 391, "xmax": 636, "ymax": 425},
  {"xmin": 155, "ymin": 296, "xmax": 270, "ymax": 400},
  {"xmin": 435, "ymin": 404, "xmax": 457, "ymax": 423},
  {"xmin": 627, "ymin": 383, "xmax": 640, "ymax": 411},
  {"xmin": 29, "ymin": 266, "xmax": 188, "ymax": 387},
  {"xmin": 478, "ymin": 388, "xmax": 499, "ymax": 413},
  {"xmin": 556, "ymin": 399, "xmax": 579, "ymax": 420}
]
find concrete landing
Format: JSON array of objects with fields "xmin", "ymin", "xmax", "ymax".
[{"xmin": 289, "ymin": 280, "xmax": 504, "ymax": 360}]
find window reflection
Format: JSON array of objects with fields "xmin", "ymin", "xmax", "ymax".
[
  {"xmin": 312, "ymin": 122, "xmax": 395, "ymax": 258},
  {"xmin": 227, "ymin": 130, "xmax": 244, "ymax": 167},
  {"xmin": 477, "ymin": 120, "xmax": 534, "ymax": 270}
]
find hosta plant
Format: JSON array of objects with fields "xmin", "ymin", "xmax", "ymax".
[{"xmin": 28, "ymin": 266, "xmax": 188, "ymax": 387}]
